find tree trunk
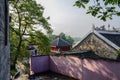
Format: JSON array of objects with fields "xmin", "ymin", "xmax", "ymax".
[{"xmin": 12, "ymin": 37, "xmax": 22, "ymax": 69}]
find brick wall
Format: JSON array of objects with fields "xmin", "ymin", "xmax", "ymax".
[{"xmin": 0, "ymin": 0, "xmax": 10, "ymax": 80}]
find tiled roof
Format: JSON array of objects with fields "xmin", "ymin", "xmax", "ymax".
[
  {"xmin": 100, "ymin": 32, "xmax": 120, "ymax": 47},
  {"xmin": 73, "ymin": 30, "xmax": 120, "ymax": 50},
  {"xmin": 51, "ymin": 37, "xmax": 71, "ymax": 47},
  {"xmin": 94, "ymin": 30, "xmax": 120, "ymax": 50}
]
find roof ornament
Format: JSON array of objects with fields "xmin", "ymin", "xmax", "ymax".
[
  {"xmin": 108, "ymin": 24, "xmax": 110, "ymax": 31},
  {"xmin": 100, "ymin": 25, "xmax": 106, "ymax": 30},
  {"xmin": 92, "ymin": 24, "xmax": 100, "ymax": 31},
  {"xmin": 113, "ymin": 27, "xmax": 119, "ymax": 32},
  {"xmin": 92, "ymin": 24, "xmax": 95, "ymax": 32}
]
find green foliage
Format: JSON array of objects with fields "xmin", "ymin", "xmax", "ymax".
[
  {"xmin": 9, "ymin": 0, "xmax": 53, "ymax": 69},
  {"xmin": 116, "ymin": 49, "xmax": 120, "ymax": 55},
  {"xmin": 28, "ymin": 31, "xmax": 51, "ymax": 55},
  {"xmin": 74, "ymin": 0, "xmax": 120, "ymax": 21},
  {"xmin": 59, "ymin": 32, "xmax": 74, "ymax": 45},
  {"xmin": 59, "ymin": 32, "xmax": 66, "ymax": 40},
  {"xmin": 116, "ymin": 49, "xmax": 120, "ymax": 60},
  {"xmin": 9, "ymin": 0, "xmax": 52, "ymax": 34},
  {"xmin": 49, "ymin": 34, "xmax": 57, "ymax": 41},
  {"xmin": 74, "ymin": 0, "xmax": 89, "ymax": 8},
  {"xmin": 10, "ymin": 68, "xmax": 17, "ymax": 76},
  {"xmin": 66, "ymin": 36, "xmax": 74, "ymax": 45}
]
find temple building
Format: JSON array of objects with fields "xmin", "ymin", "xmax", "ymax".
[
  {"xmin": 73, "ymin": 28, "xmax": 120, "ymax": 60},
  {"xmin": 51, "ymin": 37, "xmax": 72, "ymax": 53}
]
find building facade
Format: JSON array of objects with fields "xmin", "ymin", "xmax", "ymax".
[
  {"xmin": 0, "ymin": 0, "xmax": 10, "ymax": 80},
  {"xmin": 73, "ymin": 30, "xmax": 120, "ymax": 60}
]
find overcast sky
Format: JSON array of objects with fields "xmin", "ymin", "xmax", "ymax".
[{"xmin": 36, "ymin": 0, "xmax": 120, "ymax": 37}]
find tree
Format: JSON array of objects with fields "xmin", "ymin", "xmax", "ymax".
[
  {"xmin": 66, "ymin": 36, "xmax": 74, "ymax": 45},
  {"xmin": 28, "ymin": 31, "xmax": 51, "ymax": 55},
  {"xmin": 59, "ymin": 32, "xmax": 66, "ymax": 40},
  {"xmin": 74, "ymin": 0, "xmax": 120, "ymax": 21},
  {"xmin": 59, "ymin": 33, "xmax": 74, "ymax": 45},
  {"xmin": 49, "ymin": 34, "xmax": 57, "ymax": 41},
  {"xmin": 9, "ymin": 0, "xmax": 53, "ymax": 69}
]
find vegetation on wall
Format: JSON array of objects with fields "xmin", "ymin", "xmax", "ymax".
[
  {"xmin": 116, "ymin": 49, "xmax": 120, "ymax": 60},
  {"xmin": 116, "ymin": 49, "xmax": 120, "ymax": 54}
]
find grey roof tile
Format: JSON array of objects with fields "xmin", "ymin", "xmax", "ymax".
[
  {"xmin": 51, "ymin": 37, "xmax": 71, "ymax": 47},
  {"xmin": 98, "ymin": 31, "xmax": 120, "ymax": 47}
]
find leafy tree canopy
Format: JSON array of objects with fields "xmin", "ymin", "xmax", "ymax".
[
  {"xmin": 28, "ymin": 31, "xmax": 51, "ymax": 55},
  {"xmin": 74, "ymin": 0, "xmax": 120, "ymax": 21},
  {"xmin": 9, "ymin": 0, "xmax": 53, "ymax": 69}
]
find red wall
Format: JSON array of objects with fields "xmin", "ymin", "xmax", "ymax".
[
  {"xmin": 51, "ymin": 46, "xmax": 71, "ymax": 52},
  {"xmin": 30, "ymin": 56, "xmax": 120, "ymax": 80}
]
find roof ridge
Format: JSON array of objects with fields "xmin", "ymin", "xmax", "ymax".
[
  {"xmin": 73, "ymin": 31, "xmax": 92, "ymax": 48},
  {"xmin": 57, "ymin": 37, "xmax": 60, "ymax": 46},
  {"xmin": 73, "ymin": 30, "xmax": 120, "ymax": 50},
  {"xmin": 96, "ymin": 30, "xmax": 120, "ymax": 34},
  {"xmin": 60, "ymin": 38, "xmax": 71, "ymax": 45},
  {"xmin": 94, "ymin": 30, "xmax": 120, "ymax": 50}
]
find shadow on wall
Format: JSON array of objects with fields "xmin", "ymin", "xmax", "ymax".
[
  {"xmin": 30, "ymin": 56, "xmax": 120, "ymax": 80},
  {"xmin": 83, "ymin": 59, "xmax": 120, "ymax": 80},
  {"xmin": 50, "ymin": 56, "xmax": 83, "ymax": 79}
]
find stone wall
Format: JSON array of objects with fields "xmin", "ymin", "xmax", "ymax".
[
  {"xmin": 73, "ymin": 33, "xmax": 118, "ymax": 59},
  {"xmin": 0, "ymin": 0, "xmax": 10, "ymax": 80}
]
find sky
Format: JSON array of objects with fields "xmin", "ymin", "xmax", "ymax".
[{"xmin": 36, "ymin": 0, "xmax": 120, "ymax": 37}]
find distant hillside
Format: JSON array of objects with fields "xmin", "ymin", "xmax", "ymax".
[{"xmin": 73, "ymin": 37, "xmax": 81, "ymax": 44}]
